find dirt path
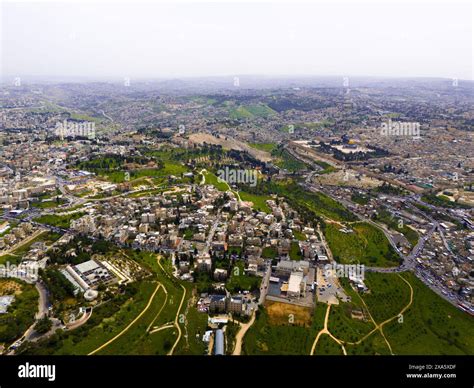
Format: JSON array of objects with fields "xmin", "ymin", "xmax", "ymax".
[
  {"xmin": 146, "ymin": 285, "xmax": 168, "ymax": 333},
  {"xmin": 88, "ymin": 282, "xmax": 162, "ymax": 355},
  {"xmin": 310, "ymin": 304, "xmax": 347, "ymax": 355},
  {"xmin": 354, "ymin": 289, "xmax": 393, "ymax": 354},
  {"xmin": 232, "ymin": 311, "xmax": 256, "ymax": 356},
  {"xmin": 155, "ymin": 255, "xmax": 187, "ymax": 356},
  {"xmin": 168, "ymin": 283, "xmax": 186, "ymax": 355},
  {"xmin": 340, "ymin": 274, "xmax": 414, "ymax": 353},
  {"xmin": 149, "ymin": 324, "xmax": 174, "ymax": 334}
]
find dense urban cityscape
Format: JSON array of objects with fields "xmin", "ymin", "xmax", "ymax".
[
  {"xmin": 0, "ymin": 77, "xmax": 472, "ymax": 358},
  {"xmin": 0, "ymin": 0, "xmax": 473, "ymax": 385}
]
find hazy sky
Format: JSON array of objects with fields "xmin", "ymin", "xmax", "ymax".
[{"xmin": 1, "ymin": 0, "xmax": 473, "ymax": 80}]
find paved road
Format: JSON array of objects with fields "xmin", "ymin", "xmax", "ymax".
[
  {"xmin": 258, "ymin": 261, "xmax": 272, "ymax": 305},
  {"xmin": 35, "ymin": 282, "xmax": 49, "ymax": 319}
]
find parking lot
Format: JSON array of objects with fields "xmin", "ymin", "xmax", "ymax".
[{"xmin": 316, "ymin": 267, "xmax": 350, "ymax": 305}]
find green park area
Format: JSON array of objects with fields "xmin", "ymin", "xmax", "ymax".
[
  {"xmin": 289, "ymin": 241, "xmax": 303, "ymax": 260},
  {"xmin": 324, "ymin": 272, "xmax": 474, "ymax": 355},
  {"xmin": 0, "ymin": 279, "xmax": 39, "ymax": 347},
  {"xmin": 76, "ymin": 151, "xmax": 188, "ymax": 184},
  {"xmin": 203, "ymin": 171, "xmax": 229, "ymax": 192},
  {"xmin": 229, "ymin": 104, "xmax": 276, "ymax": 119},
  {"xmin": 19, "ymin": 253, "xmax": 207, "ymax": 356},
  {"xmin": 239, "ymin": 191, "xmax": 271, "ymax": 213},
  {"xmin": 34, "ymin": 213, "xmax": 86, "ymax": 229},
  {"xmin": 247, "ymin": 180, "xmax": 357, "ymax": 223},
  {"xmin": 383, "ymin": 272, "xmax": 474, "ymax": 355},
  {"xmin": 323, "ymin": 222, "xmax": 401, "ymax": 267},
  {"xmin": 272, "ymin": 148, "xmax": 308, "ymax": 172},
  {"xmin": 245, "ymin": 271, "xmax": 474, "ymax": 355}
]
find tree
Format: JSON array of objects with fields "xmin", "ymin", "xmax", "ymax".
[{"xmin": 34, "ymin": 316, "xmax": 52, "ymax": 334}]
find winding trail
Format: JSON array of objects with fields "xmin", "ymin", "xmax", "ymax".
[
  {"xmin": 352, "ymin": 286, "xmax": 393, "ymax": 354},
  {"xmin": 88, "ymin": 282, "xmax": 162, "ymax": 355},
  {"xmin": 149, "ymin": 324, "xmax": 174, "ymax": 334},
  {"xmin": 146, "ymin": 286, "xmax": 168, "ymax": 333},
  {"xmin": 156, "ymin": 255, "xmax": 187, "ymax": 356},
  {"xmin": 315, "ymin": 273, "xmax": 414, "ymax": 356},
  {"xmin": 344, "ymin": 274, "xmax": 413, "ymax": 348},
  {"xmin": 168, "ymin": 283, "xmax": 186, "ymax": 355},
  {"xmin": 310, "ymin": 304, "xmax": 347, "ymax": 355}
]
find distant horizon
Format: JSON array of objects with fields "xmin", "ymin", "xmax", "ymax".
[
  {"xmin": 2, "ymin": 1, "xmax": 472, "ymax": 81},
  {"xmin": 1, "ymin": 73, "xmax": 473, "ymax": 85}
]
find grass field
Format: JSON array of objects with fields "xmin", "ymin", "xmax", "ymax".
[
  {"xmin": 244, "ymin": 271, "xmax": 474, "ymax": 355},
  {"xmin": 34, "ymin": 213, "xmax": 86, "ymax": 229},
  {"xmin": 53, "ymin": 281, "xmax": 160, "ymax": 355},
  {"xmin": 98, "ymin": 164, "xmax": 187, "ymax": 184},
  {"xmin": 239, "ymin": 191, "xmax": 271, "ymax": 213},
  {"xmin": 174, "ymin": 305, "xmax": 208, "ymax": 355},
  {"xmin": 96, "ymin": 284, "xmax": 177, "ymax": 355},
  {"xmin": 261, "ymin": 246, "xmax": 278, "ymax": 259},
  {"xmin": 293, "ymin": 230, "xmax": 307, "ymax": 241},
  {"xmin": 328, "ymin": 301, "xmax": 374, "ymax": 344},
  {"xmin": 330, "ymin": 272, "xmax": 474, "ymax": 355},
  {"xmin": 0, "ymin": 254, "xmax": 21, "ymax": 266},
  {"xmin": 383, "ymin": 272, "xmax": 474, "ymax": 355},
  {"xmin": 272, "ymin": 148, "xmax": 308, "ymax": 172},
  {"xmin": 126, "ymin": 188, "xmax": 165, "ymax": 198},
  {"xmin": 422, "ymin": 193, "xmax": 471, "ymax": 209},
  {"xmin": 362, "ymin": 272, "xmax": 412, "ymax": 322},
  {"xmin": 243, "ymin": 303, "xmax": 326, "ymax": 355},
  {"xmin": 77, "ymin": 152, "xmax": 188, "ymax": 184},
  {"xmin": 229, "ymin": 104, "xmax": 276, "ymax": 119},
  {"xmin": 345, "ymin": 331, "xmax": 392, "ymax": 355},
  {"xmin": 262, "ymin": 181, "xmax": 357, "ymax": 223},
  {"xmin": 204, "ymin": 171, "xmax": 229, "ymax": 191},
  {"xmin": 289, "ymin": 241, "xmax": 303, "ymax": 260},
  {"xmin": 314, "ymin": 160, "xmax": 337, "ymax": 175},
  {"xmin": 314, "ymin": 334, "xmax": 344, "ymax": 355},
  {"xmin": 31, "ymin": 198, "xmax": 67, "ymax": 209},
  {"xmin": 324, "ymin": 222, "xmax": 401, "ymax": 267},
  {"xmin": 248, "ymin": 143, "xmax": 278, "ymax": 153}
]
